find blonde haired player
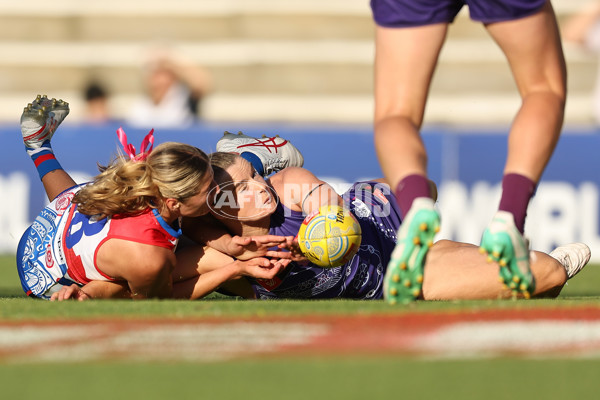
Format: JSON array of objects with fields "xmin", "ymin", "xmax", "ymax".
[{"xmin": 16, "ymin": 96, "xmax": 287, "ymax": 300}]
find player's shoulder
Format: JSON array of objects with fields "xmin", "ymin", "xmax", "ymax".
[{"xmin": 271, "ymin": 167, "xmax": 319, "ymax": 185}]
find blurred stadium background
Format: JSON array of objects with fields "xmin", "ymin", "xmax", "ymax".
[
  {"xmin": 0, "ymin": 0, "xmax": 596, "ymax": 124},
  {"xmin": 2, "ymin": 0, "xmax": 600, "ymax": 260}
]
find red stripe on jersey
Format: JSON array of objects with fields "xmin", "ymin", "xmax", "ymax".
[{"xmin": 61, "ymin": 205, "xmax": 92, "ymax": 285}]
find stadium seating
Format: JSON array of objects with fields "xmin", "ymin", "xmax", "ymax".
[{"xmin": 0, "ymin": 0, "xmax": 595, "ymax": 124}]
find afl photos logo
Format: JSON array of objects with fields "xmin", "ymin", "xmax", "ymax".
[{"xmin": 208, "ymin": 179, "xmax": 278, "ymax": 221}]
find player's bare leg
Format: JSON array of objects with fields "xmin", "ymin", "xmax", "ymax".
[
  {"xmin": 374, "ymin": 24, "xmax": 447, "ymax": 304},
  {"xmin": 480, "ymin": 1, "xmax": 567, "ymax": 297},
  {"xmin": 422, "ymin": 240, "xmax": 573, "ymax": 300}
]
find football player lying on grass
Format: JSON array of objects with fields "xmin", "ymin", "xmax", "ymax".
[
  {"xmin": 16, "ymin": 96, "xmax": 293, "ymax": 301},
  {"xmin": 173, "ymin": 151, "xmax": 590, "ymax": 302}
]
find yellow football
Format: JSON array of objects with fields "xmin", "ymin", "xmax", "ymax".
[{"xmin": 297, "ymin": 204, "xmax": 362, "ymax": 268}]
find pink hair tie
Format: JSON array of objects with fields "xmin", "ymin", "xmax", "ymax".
[{"xmin": 117, "ymin": 127, "xmax": 155, "ymax": 162}]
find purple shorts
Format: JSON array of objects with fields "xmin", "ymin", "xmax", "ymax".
[{"xmin": 370, "ymin": 0, "xmax": 548, "ymax": 27}]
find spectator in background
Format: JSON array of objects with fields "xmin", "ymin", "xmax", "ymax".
[
  {"xmin": 127, "ymin": 47, "xmax": 213, "ymax": 129},
  {"xmin": 83, "ymin": 81, "xmax": 112, "ymax": 124},
  {"xmin": 563, "ymin": 1, "xmax": 600, "ymax": 125}
]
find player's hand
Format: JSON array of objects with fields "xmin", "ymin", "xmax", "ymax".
[
  {"xmin": 237, "ymin": 257, "xmax": 291, "ymax": 280},
  {"xmin": 50, "ymin": 285, "xmax": 92, "ymax": 302},
  {"xmin": 229, "ymin": 235, "xmax": 292, "ymax": 260},
  {"xmin": 277, "ymin": 236, "xmax": 309, "ymax": 263}
]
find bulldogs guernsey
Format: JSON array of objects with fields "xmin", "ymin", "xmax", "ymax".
[
  {"xmin": 16, "ymin": 185, "xmax": 181, "ymax": 299},
  {"xmin": 250, "ymin": 181, "xmax": 402, "ymax": 299}
]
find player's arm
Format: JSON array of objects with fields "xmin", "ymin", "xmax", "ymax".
[
  {"xmin": 97, "ymin": 240, "xmax": 174, "ymax": 299},
  {"xmin": 173, "ymin": 244, "xmax": 290, "ymax": 299},
  {"xmin": 50, "ymin": 280, "xmax": 131, "ymax": 301},
  {"xmin": 173, "ymin": 257, "xmax": 289, "ymax": 300},
  {"xmin": 269, "ymin": 167, "xmax": 343, "ymax": 215},
  {"xmin": 182, "ymin": 213, "xmax": 292, "ymax": 261}
]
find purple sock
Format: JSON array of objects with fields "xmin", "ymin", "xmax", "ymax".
[
  {"xmin": 498, "ymin": 173, "xmax": 536, "ymax": 233},
  {"xmin": 394, "ymin": 174, "xmax": 431, "ymax": 219}
]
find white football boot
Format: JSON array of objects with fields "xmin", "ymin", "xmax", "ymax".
[
  {"xmin": 20, "ymin": 94, "xmax": 69, "ymax": 149},
  {"xmin": 549, "ymin": 243, "xmax": 591, "ymax": 280},
  {"xmin": 216, "ymin": 131, "xmax": 304, "ymax": 176}
]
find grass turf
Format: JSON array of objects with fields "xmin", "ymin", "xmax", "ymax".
[
  {"xmin": 1, "ymin": 253, "xmax": 599, "ymax": 319},
  {"xmin": 2, "ymin": 253, "xmax": 600, "ymax": 399},
  {"xmin": 2, "ymin": 358, "xmax": 600, "ymax": 400}
]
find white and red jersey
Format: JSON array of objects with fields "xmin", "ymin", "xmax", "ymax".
[
  {"xmin": 59, "ymin": 202, "xmax": 180, "ymax": 284},
  {"xmin": 17, "ymin": 185, "xmax": 181, "ymax": 298}
]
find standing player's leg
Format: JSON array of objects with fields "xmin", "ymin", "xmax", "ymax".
[
  {"xmin": 373, "ymin": 24, "xmax": 446, "ymax": 304},
  {"xmin": 480, "ymin": 1, "xmax": 567, "ymax": 297},
  {"xmin": 20, "ymin": 95, "xmax": 74, "ymax": 201}
]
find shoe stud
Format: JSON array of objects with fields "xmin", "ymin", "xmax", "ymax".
[
  {"xmin": 390, "ymin": 288, "xmax": 398, "ymax": 296},
  {"xmin": 400, "ymin": 262, "xmax": 407, "ymax": 271},
  {"xmin": 393, "ymin": 274, "xmax": 400, "ymax": 282},
  {"xmin": 416, "ymin": 275, "xmax": 423, "ymax": 284},
  {"xmin": 412, "ymin": 289, "xmax": 420, "ymax": 297},
  {"xmin": 419, "ymin": 222, "xmax": 427, "ymax": 231},
  {"xmin": 413, "ymin": 237, "xmax": 421, "ymax": 245},
  {"xmin": 403, "ymin": 279, "xmax": 411, "ymax": 287},
  {"xmin": 519, "ymin": 283, "xmax": 528, "ymax": 292}
]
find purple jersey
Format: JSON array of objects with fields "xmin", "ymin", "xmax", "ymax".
[
  {"xmin": 371, "ymin": 0, "xmax": 547, "ymax": 27},
  {"xmin": 249, "ymin": 181, "xmax": 401, "ymax": 299}
]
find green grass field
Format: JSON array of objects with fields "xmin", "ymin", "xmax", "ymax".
[{"xmin": 2, "ymin": 253, "xmax": 600, "ymax": 399}]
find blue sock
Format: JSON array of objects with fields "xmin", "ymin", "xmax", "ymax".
[
  {"xmin": 240, "ymin": 152, "xmax": 264, "ymax": 176},
  {"xmin": 28, "ymin": 141, "xmax": 63, "ymax": 180}
]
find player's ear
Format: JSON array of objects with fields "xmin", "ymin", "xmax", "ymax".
[{"xmin": 164, "ymin": 197, "xmax": 181, "ymax": 213}]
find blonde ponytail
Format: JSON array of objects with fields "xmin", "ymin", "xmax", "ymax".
[{"xmin": 74, "ymin": 142, "xmax": 210, "ymax": 218}]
